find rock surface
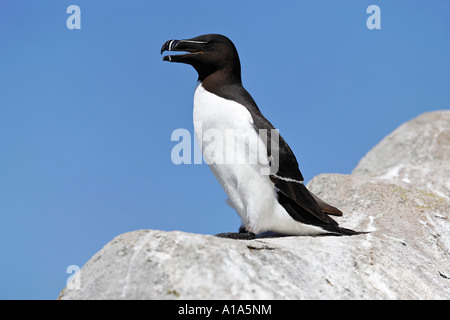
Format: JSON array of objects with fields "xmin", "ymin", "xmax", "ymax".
[
  {"xmin": 58, "ymin": 111, "xmax": 450, "ymax": 300},
  {"xmin": 352, "ymin": 110, "xmax": 450, "ymax": 199}
]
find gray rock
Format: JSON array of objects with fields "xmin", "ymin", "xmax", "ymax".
[
  {"xmin": 58, "ymin": 111, "xmax": 450, "ymax": 300},
  {"xmin": 353, "ymin": 110, "xmax": 450, "ymax": 198}
]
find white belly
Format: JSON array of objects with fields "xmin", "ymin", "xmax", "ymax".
[{"xmin": 193, "ymin": 82, "xmax": 327, "ymax": 235}]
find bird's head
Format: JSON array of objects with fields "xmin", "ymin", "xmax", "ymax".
[{"xmin": 161, "ymin": 34, "xmax": 241, "ymax": 82}]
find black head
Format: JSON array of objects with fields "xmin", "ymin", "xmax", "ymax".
[{"xmin": 161, "ymin": 34, "xmax": 241, "ymax": 83}]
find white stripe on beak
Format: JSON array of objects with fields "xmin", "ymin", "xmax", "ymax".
[
  {"xmin": 168, "ymin": 40, "xmax": 176, "ymax": 51},
  {"xmin": 180, "ymin": 40, "xmax": 208, "ymax": 44}
]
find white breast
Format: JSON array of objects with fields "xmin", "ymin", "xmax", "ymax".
[
  {"xmin": 193, "ymin": 83, "xmax": 271, "ymax": 230},
  {"xmin": 193, "ymin": 82, "xmax": 327, "ymax": 236}
]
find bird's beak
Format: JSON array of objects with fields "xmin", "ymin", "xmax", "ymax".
[{"xmin": 161, "ymin": 38, "xmax": 208, "ymax": 62}]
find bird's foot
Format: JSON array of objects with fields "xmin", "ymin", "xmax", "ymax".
[{"xmin": 215, "ymin": 232, "xmax": 255, "ymax": 240}]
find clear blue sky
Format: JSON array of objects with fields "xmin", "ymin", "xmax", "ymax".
[{"xmin": 0, "ymin": 0, "xmax": 449, "ymax": 299}]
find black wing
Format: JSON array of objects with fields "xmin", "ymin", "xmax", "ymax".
[
  {"xmin": 207, "ymin": 83, "xmax": 361, "ymax": 234},
  {"xmin": 219, "ymin": 84, "xmax": 332, "ymax": 223},
  {"xmin": 209, "ymin": 83, "xmax": 340, "ymax": 222}
]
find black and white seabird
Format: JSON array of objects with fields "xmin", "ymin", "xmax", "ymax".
[{"xmin": 161, "ymin": 34, "xmax": 364, "ymax": 238}]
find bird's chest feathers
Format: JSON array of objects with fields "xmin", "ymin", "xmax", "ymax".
[
  {"xmin": 193, "ymin": 83, "xmax": 253, "ymax": 131},
  {"xmin": 192, "ymin": 83, "xmax": 268, "ymax": 181}
]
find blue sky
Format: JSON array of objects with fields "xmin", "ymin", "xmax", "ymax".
[{"xmin": 0, "ymin": 0, "xmax": 449, "ymax": 299}]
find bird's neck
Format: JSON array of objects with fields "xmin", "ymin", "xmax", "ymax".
[{"xmin": 199, "ymin": 68, "xmax": 242, "ymax": 90}]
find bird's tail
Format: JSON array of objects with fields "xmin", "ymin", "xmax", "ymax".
[
  {"xmin": 306, "ymin": 190, "xmax": 369, "ymax": 236},
  {"xmin": 329, "ymin": 225, "xmax": 369, "ymax": 236},
  {"xmin": 308, "ymin": 190, "xmax": 343, "ymax": 216}
]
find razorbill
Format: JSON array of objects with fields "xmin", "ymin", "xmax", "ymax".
[{"xmin": 161, "ymin": 34, "xmax": 364, "ymax": 238}]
